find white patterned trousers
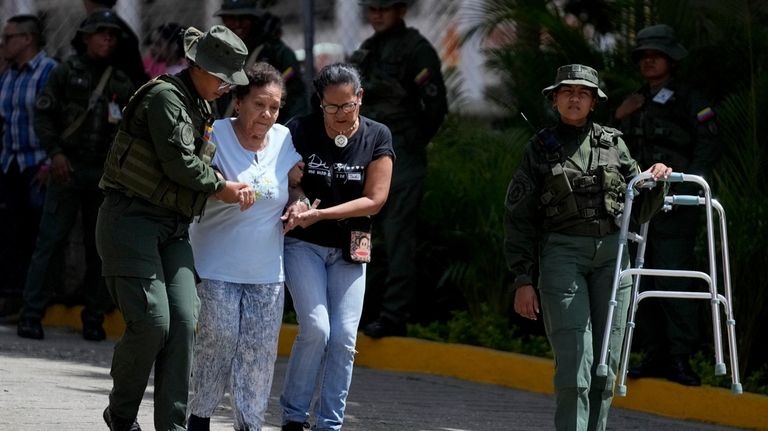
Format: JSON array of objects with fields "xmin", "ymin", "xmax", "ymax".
[{"xmin": 189, "ymin": 279, "xmax": 284, "ymax": 431}]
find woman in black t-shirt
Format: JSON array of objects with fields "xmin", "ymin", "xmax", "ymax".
[{"xmin": 280, "ymin": 63, "xmax": 394, "ymax": 431}]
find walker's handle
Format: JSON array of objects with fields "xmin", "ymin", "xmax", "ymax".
[
  {"xmin": 666, "ymin": 195, "xmax": 704, "ymax": 206},
  {"xmin": 665, "ymin": 172, "xmax": 685, "ymax": 183}
]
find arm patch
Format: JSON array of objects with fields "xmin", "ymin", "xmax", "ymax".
[{"xmin": 505, "ymin": 171, "xmax": 535, "ymax": 211}]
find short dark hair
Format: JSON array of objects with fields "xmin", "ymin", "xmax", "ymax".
[
  {"xmin": 233, "ymin": 62, "xmax": 285, "ymax": 102},
  {"xmin": 7, "ymin": 14, "xmax": 44, "ymax": 46},
  {"xmin": 313, "ymin": 63, "xmax": 362, "ymax": 98}
]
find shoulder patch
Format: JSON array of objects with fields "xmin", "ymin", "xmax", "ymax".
[
  {"xmin": 180, "ymin": 124, "xmax": 194, "ymax": 146},
  {"xmin": 35, "ymin": 95, "xmax": 53, "ymax": 110},
  {"xmin": 697, "ymin": 107, "xmax": 715, "ymax": 122},
  {"xmin": 505, "ymin": 171, "xmax": 535, "ymax": 210}
]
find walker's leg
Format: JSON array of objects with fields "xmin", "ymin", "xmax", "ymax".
[
  {"xmin": 704, "ymin": 193, "xmax": 727, "ymax": 375},
  {"xmin": 616, "ymin": 275, "xmax": 642, "ymax": 397},
  {"xmin": 713, "ymin": 200, "xmax": 742, "ymax": 393}
]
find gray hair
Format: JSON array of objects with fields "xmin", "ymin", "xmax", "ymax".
[{"xmin": 313, "ymin": 63, "xmax": 362, "ymax": 98}]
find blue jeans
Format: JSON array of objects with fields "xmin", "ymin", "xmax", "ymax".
[{"xmin": 280, "ymin": 237, "xmax": 366, "ymax": 431}]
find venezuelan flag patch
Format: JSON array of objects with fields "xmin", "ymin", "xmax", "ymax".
[
  {"xmin": 697, "ymin": 107, "xmax": 715, "ymax": 122},
  {"xmin": 282, "ymin": 67, "xmax": 296, "ymax": 82},
  {"xmin": 414, "ymin": 68, "xmax": 431, "ymax": 86}
]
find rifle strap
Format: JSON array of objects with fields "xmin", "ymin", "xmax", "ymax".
[{"xmin": 61, "ymin": 65, "xmax": 114, "ymax": 141}]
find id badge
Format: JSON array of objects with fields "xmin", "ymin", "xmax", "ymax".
[
  {"xmin": 652, "ymin": 88, "xmax": 674, "ymax": 104},
  {"xmin": 107, "ymin": 101, "xmax": 123, "ymax": 124}
]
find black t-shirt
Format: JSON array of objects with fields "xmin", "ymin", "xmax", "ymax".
[{"xmin": 287, "ymin": 113, "xmax": 394, "ymax": 248}]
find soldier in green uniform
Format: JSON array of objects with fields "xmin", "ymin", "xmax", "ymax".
[
  {"xmin": 352, "ymin": 0, "xmax": 448, "ymax": 338},
  {"xmin": 213, "ymin": 0, "xmax": 310, "ymax": 123},
  {"xmin": 614, "ymin": 24, "xmax": 720, "ymax": 386},
  {"xmin": 96, "ymin": 25, "xmax": 254, "ymax": 431},
  {"xmin": 505, "ymin": 64, "xmax": 671, "ymax": 431},
  {"xmin": 16, "ymin": 10, "xmax": 135, "ymax": 342}
]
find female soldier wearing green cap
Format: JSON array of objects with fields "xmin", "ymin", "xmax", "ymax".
[
  {"xmin": 504, "ymin": 64, "xmax": 671, "ymax": 431},
  {"xmin": 96, "ymin": 25, "xmax": 254, "ymax": 431}
]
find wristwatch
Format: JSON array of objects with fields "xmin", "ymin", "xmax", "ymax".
[{"xmin": 299, "ymin": 196, "xmax": 311, "ymax": 207}]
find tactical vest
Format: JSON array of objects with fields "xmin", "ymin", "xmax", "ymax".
[
  {"xmin": 101, "ymin": 75, "xmax": 216, "ymax": 218},
  {"xmin": 59, "ymin": 56, "xmax": 133, "ymax": 166},
  {"xmin": 537, "ymin": 124, "xmax": 626, "ymax": 236},
  {"xmin": 623, "ymin": 84, "xmax": 695, "ymax": 172},
  {"xmin": 350, "ymin": 28, "xmax": 423, "ymax": 133}
]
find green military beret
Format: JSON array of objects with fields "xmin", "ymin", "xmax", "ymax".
[
  {"xmin": 632, "ymin": 24, "xmax": 688, "ymax": 63},
  {"xmin": 213, "ymin": 0, "xmax": 276, "ymax": 17},
  {"xmin": 541, "ymin": 64, "xmax": 608, "ymax": 101},
  {"xmin": 77, "ymin": 9, "xmax": 123, "ymax": 35},
  {"xmin": 184, "ymin": 25, "xmax": 248, "ymax": 86}
]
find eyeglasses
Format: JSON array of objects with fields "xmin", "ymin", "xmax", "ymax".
[
  {"xmin": 217, "ymin": 82, "xmax": 236, "ymax": 92},
  {"xmin": 210, "ymin": 73, "xmax": 236, "ymax": 92},
  {"xmin": 320, "ymin": 101, "xmax": 359, "ymax": 114},
  {"xmin": 2, "ymin": 33, "xmax": 27, "ymax": 43}
]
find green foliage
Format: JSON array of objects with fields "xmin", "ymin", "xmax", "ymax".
[
  {"xmin": 407, "ymin": 304, "xmax": 553, "ymax": 358},
  {"xmin": 417, "ymin": 114, "xmax": 529, "ymax": 317}
]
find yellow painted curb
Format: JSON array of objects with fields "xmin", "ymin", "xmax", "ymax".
[{"xmin": 43, "ymin": 307, "xmax": 768, "ymax": 430}]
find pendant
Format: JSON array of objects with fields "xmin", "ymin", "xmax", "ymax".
[{"xmin": 334, "ymin": 134, "xmax": 348, "ymax": 148}]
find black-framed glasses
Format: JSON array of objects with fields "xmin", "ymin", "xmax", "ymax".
[
  {"xmin": 2, "ymin": 32, "xmax": 27, "ymax": 43},
  {"xmin": 320, "ymin": 101, "xmax": 359, "ymax": 114}
]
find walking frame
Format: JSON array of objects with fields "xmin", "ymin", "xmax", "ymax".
[{"xmin": 595, "ymin": 172, "xmax": 742, "ymax": 396}]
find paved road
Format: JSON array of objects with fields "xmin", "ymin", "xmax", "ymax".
[{"xmin": 0, "ymin": 324, "xmax": 744, "ymax": 430}]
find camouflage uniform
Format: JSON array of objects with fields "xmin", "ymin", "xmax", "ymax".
[
  {"xmin": 213, "ymin": 0, "xmax": 310, "ymax": 123},
  {"xmin": 505, "ymin": 65, "xmax": 665, "ymax": 431},
  {"xmin": 96, "ymin": 26, "xmax": 247, "ymax": 431},
  {"xmin": 19, "ymin": 10, "xmax": 135, "ymax": 339},
  {"xmin": 616, "ymin": 24, "xmax": 720, "ymax": 383},
  {"xmin": 352, "ymin": 0, "xmax": 448, "ymax": 334}
]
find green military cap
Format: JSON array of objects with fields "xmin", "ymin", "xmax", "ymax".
[
  {"xmin": 541, "ymin": 64, "xmax": 608, "ymax": 101},
  {"xmin": 213, "ymin": 0, "xmax": 266, "ymax": 17},
  {"xmin": 632, "ymin": 24, "xmax": 688, "ymax": 62},
  {"xmin": 184, "ymin": 25, "xmax": 248, "ymax": 85},
  {"xmin": 358, "ymin": 0, "xmax": 414, "ymax": 7},
  {"xmin": 77, "ymin": 9, "xmax": 123, "ymax": 35}
]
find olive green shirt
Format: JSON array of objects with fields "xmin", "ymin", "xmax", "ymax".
[
  {"xmin": 34, "ymin": 54, "xmax": 135, "ymax": 168},
  {"xmin": 503, "ymin": 122, "xmax": 664, "ymax": 290}
]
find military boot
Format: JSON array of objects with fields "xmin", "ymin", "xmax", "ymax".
[{"xmin": 103, "ymin": 407, "xmax": 142, "ymax": 431}]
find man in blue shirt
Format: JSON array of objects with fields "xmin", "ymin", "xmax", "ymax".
[{"xmin": 0, "ymin": 15, "xmax": 57, "ymax": 317}]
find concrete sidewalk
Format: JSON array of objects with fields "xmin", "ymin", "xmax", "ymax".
[{"xmin": 0, "ymin": 323, "xmax": 745, "ymax": 431}]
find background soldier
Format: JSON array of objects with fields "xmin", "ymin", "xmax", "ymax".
[
  {"xmin": 353, "ymin": 0, "xmax": 448, "ymax": 338},
  {"xmin": 614, "ymin": 24, "xmax": 720, "ymax": 387},
  {"xmin": 0, "ymin": 14, "xmax": 57, "ymax": 318},
  {"xmin": 80, "ymin": 0, "xmax": 149, "ymax": 86},
  {"xmin": 213, "ymin": 0, "xmax": 310, "ymax": 122},
  {"xmin": 16, "ymin": 10, "xmax": 135, "ymax": 341}
]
